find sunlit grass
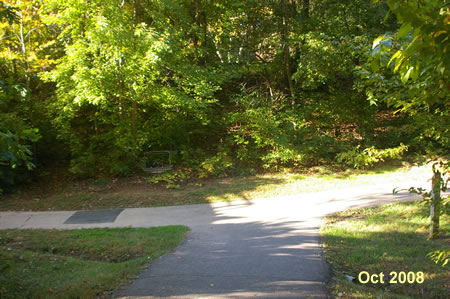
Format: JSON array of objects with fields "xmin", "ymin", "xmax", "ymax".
[
  {"xmin": 321, "ymin": 200, "xmax": 449, "ymax": 298},
  {"xmin": 0, "ymin": 162, "xmax": 433, "ymax": 211},
  {"xmin": 204, "ymin": 163, "xmax": 431, "ymax": 202}
]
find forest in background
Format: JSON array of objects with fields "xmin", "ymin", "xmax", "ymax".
[{"xmin": 0, "ymin": 0, "xmax": 448, "ymax": 193}]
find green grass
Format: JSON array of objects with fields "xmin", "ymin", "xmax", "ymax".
[
  {"xmin": 0, "ymin": 162, "xmax": 432, "ymax": 211},
  {"xmin": 321, "ymin": 201, "xmax": 449, "ymax": 298},
  {"xmin": 0, "ymin": 226, "xmax": 189, "ymax": 298},
  {"xmin": 201, "ymin": 163, "xmax": 430, "ymax": 202}
]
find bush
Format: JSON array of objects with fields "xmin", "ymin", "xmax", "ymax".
[
  {"xmin": 199, "ymin": 151, "xmax": 233, "ymax": 178},
  {"xmin": 0, "ymin": 129, "xmax": 41, "ymax": 193},
  {"xmin": 147, "ymin": 168, "xmax": 194, "ymax": 189},
  {"xmin": 336, "ymin": 143, "xmax": 408, "ymax": 169},
  {"xmin": 69, "ymin": 147, "xmax": 138, "ymax": 178}
]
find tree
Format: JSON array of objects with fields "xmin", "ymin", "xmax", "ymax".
[
  {"xmin": 376, "ymin": 1, "xmax": 449, "ymax": 268},
  {"xmin": 42, "ymin": 0, "xmax": 223, "ymax": 176},
  {"xmin": 1, "ymin": 0, "xmax": 444, "ymax": 183},
  {"xmin": 0, "ymin": 0, "xmax": 50, "ymax": 192},
  {"xmin": 0, "ymin": 2, "xmax": 18, "ymax": 24},
  {"xmin": 371, "ymin": 0, "xmax": 449, "ymax": 150}
]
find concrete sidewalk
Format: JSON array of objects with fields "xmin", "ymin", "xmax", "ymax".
[
  {"xmin": 0, "ymin": 182, "xmax": 425, "ymax": 298},
  {"xmin": 0, "ymin": 182, "xmax": 425, "ymax": 230}
]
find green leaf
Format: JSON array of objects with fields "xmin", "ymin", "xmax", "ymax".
[
  {"xmin": 394, "ymin": 56, "xmax": 406, "ymax": 73},
  {"xmin": 383, "ymin": 10, "xmax": 391, "ymax": 23},
  {"xmin": 371, "ymin": 59, "xmax": 381, "ymax": 72},
  {"xmin": 404, "ymin": 35, "xmax": 421, "ymax": 55},
  {"xmin": 397, "ymin": 23, "xmax": 412, "ymax": 39},
  {"xmin": 380, "ymin": 38, "xmax": 392, "ymax": 48},
  {"xmin": 0, "ymin": 151, "xmax": 18, "ymax": 163},
  {"xmin": 388, "ymin": 50, "xmax": 402, "ymax": 67},
  {"xmin": 401, "ymin": 66, "xmax": 414, "ymax": 83},
  {"xmin": 411, "ymin": 63, "xmax": 420, "ymax": 81},
  {"xmin": 372, "ymin": 36, "xmax": 385, "ymax": 49}
]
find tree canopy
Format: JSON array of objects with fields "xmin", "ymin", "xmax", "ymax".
[{"xmin": 1, "ymin": 0, "xmax": 448, "ymax": 190}]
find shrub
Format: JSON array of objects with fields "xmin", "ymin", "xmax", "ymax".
[
  {"xmin": 0, "ymin": 129, "xmax": 40, "ymax": 193},
  {"xmin": 336, "ymin": 143, "xmax": 408, "ymax": 169},
  {"xmin": 69, "ymin": 148, "xmax": 138, "ymax": 178},
  {"xmin": 199, "ymin": 152, "xmax": 233, "ymax": 178}
]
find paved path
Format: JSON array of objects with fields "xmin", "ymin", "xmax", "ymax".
[{"xmin": 0, "ymin": 181, "xmax": 427, "ymax": 298}]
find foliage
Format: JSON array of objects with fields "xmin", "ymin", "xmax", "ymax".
[
  {"xmin": 199, "ymin": 151, "xmax": 234, "ymax": 177},
  {"xmin": 147, "ymin": 168, "xmax": 193, "ymax": 189},
  {"xmin": 0, "ymin": 2, "xmax": 18, "ymax": 24},
  {"xmin": 0, "ymin": 0, "xmax": 58, "ymax": 191},
  {"xmin": 0, "ymin": 89, "xmax": 41, "ymax": 193},
  {"xmin": 0, "ymin": 129, "xmax": 39, "ymax": 169},
  {"xmin": 336, "ymin": 143, "xmax": 408, "ymax": 169},
  {"xmin": 427, "ymin": 249, "xmax": 449, "ymax": 267},
  {"xmin": 370, "ymin": 0, "xmax": 449, "ymax": 149},
  {"xmin": 0, "ymin": 0, "xmax": 447, "ymax": 185},
  {"xmin": 39, "ymin": 0, "xmax": 224, "ymax": 177},
  {"xmin": 0, "ymin": 129, "xmax": 40, "ymax": 193}
]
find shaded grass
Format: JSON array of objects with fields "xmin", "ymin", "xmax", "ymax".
[
  {"xmin": 321, "ymin": 201, "xmax": 449, "ymax": 298},
  {"xmin": 0, "ymin": 226, "xmax": 189, "ymax": 298},
  {"xmin": 0, "ymin": 162, "xmax": 431, "ymax": 211}
]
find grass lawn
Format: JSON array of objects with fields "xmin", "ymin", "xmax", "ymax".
[
  {"xmin": 0, "ymin": 226, "xmax": 189, "ymax": 298},
  {"xmin": 0, "ymin": 162, "xmax": 432, "ymax": 211},
  {"xmin": 321, "ymin": 200, "xmax": 449, "ymax": 298}
]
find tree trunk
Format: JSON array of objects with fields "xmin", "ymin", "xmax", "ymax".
[
  {"xmin": 284, "ymin": 42, "xmax": 295, "ymax": 99},
  {"xmin": 129, "ymin": 0, "xmax": 141, "ymax": 153},
  {"xmin": 281, "ymin": 0, "xmax": 295, "ymax": 99},
  {"xmin": 18, "ymin": 11, "xmax": 38, "ymax": 162},
  {"xmin": 429, "ymin": 170, "xmax": 441, "ymax": 239},
  {"xmin": 302, "ymin": 0, "xmax": 310, "ymax": 19},
  {"xmin": 131, "ymin": 101, "xmax": 137, "ymax": 150},
  {"xmin": 19, "ymin": 13, "xmax": 32, "ymax": 126}
]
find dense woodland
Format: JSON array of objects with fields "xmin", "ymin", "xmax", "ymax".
[{"xmin": 0, "ymin": 0, "xmax": 448, "ymax": 192}]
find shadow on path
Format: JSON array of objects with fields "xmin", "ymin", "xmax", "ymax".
[{"xmin": 114, "ymin": 201, "xmax": 330, "ymax": 298}]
